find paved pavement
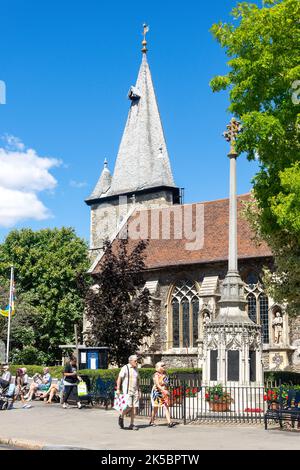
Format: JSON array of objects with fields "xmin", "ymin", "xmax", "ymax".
[{"xmin": 0, "ymin": 401, "xmax": 299, "ymax": 450}]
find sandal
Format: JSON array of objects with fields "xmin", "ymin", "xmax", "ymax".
[
  {"xmin": 167, "ymin": 422, "xmax": 176, "ymax": 428},
  {"xmin": 149, "ymin": 421, "xmax": 157, "ymax": 427}
]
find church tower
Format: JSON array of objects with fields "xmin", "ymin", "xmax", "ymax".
[{"xmin": 85, "ymin": 26, "xmax": 180, "ymax": 265}]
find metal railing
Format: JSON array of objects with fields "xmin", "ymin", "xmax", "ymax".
[
  {"xmin": 87, "ymin": 375, "xmax": 299, "ymax": 425},
  {"xmin": 138, "ymin": 378, "xmax": 267, "ymax": 424}
]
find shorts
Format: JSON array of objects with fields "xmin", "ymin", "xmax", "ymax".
[
  {"xmin": 38, "ymin": 384, "xmax": 50, "ymax": 391},
  {"xmin": 127, "ymin": 392, "xmax": 139, "ymax": 408}
]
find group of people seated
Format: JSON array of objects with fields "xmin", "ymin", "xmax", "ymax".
[
  {"xmin": 1, "ymin": 356, "xmax": 85, "ymax": 409},
  {"xmin": 0, "ymin": 363, "xmax": 61, "ymax": 407}
]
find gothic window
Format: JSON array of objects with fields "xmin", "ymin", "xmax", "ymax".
[
  {"xmin": 172, "ymin": 299, "xmax": 180, "ymax": 348},
  {"xmin": 192, "ymin": 298, "xmax": 199, "ymax": 347},
  {"xmin": 244, "ymin": 274, "xmax": 270, "ymax": 344},
  {"xmin": 247, "ymin": 293, "xmax": 257, "ymax": 323},
  {"xmin": 260, "ymin": 294, "xmax": 269, "ymax": 344},
  {"xmin": 170, "ymin": 281, "xmax": 199, "ymax": 348}
]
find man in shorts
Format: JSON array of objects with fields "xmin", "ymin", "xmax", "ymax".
[
  {"xmin": 26, "ymin": 367, "xmax": 51, "ymax": 401},
  {"xmin": 116, "ymin": 355, "xmax": 140, "ymax": 431}
]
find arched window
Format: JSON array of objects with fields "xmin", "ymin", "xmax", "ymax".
[
  {"xmin": 170, "ymin": 281, "xmax": 199, "ymax": 348},
  {"xmin": 244, "ymin": 276, "xmax": 270, "ymax": 345}
]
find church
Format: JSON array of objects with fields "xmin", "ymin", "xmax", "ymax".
[{"xmin": 84, "ymin": 33, "xmax": 300, "ymax": 373}]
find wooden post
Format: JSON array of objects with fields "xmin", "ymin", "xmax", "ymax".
[{"xmin": 74, "ymin": 324, "xmax": 79, "ymax": 364}]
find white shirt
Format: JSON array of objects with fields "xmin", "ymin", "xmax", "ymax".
[
  {"xmin": 1, "ymin": 371, "xmax": 11, "ymax": 383},
  {"xmin": 119, "ymin": 364, "xmax": 139, "ymax": 395}
]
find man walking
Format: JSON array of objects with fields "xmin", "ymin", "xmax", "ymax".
[{"xmin": 116, "ymin": 355, "xmax": 140, "ymax": 431}]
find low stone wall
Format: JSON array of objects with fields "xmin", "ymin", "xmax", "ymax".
[{"xmin": 161, "ymin": 354, "xmax": 198, "ymax": 369}]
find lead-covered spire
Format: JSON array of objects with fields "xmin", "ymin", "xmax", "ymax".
[
  {"xmin": 88, "ymin": 158, "xmax": 112, "ymax": 199},
  {"xmin": 108, "ymin": 34, "xmax": 176, "ymax": 196}
]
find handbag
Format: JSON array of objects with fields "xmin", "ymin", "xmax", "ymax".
[
  {"xmin": 77, "ymin": 380, "xmax": 88, "ymax": 397},
  {"xmin": 113, "ymin": 365, "xmax": 130, "ymax": 412},
  {"xmin": 113, "ymin": 391, "xmax": 130, "ymax": 412}
]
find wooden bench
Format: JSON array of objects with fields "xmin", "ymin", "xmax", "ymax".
[{"xmin": 264, "ymin": 389, "xmax": 300, "ymax": 430}]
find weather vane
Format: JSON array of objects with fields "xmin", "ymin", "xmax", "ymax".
[
  {"xmin": 142, "ymin": 23, "xmax": 150, "ymax": 53},
  {"xmin": 223, "ymin": 118, "xmax": 242, "ymax": 155}
]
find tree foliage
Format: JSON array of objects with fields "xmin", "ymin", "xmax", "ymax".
[
  {"xmin": 82, "ymin": 238, "xmax": 154, "ymax": 366},
  {"xmin": 0, "ymin": 227, "xmax": 89, "ymax": 363},
  {"xmin": 210, "ymin": 0, "xmax": 300, "ymax": 314}
]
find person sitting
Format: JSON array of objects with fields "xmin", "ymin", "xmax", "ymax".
[
  {"xmin": 41, "ymin": 382, "xmax": 60, "ymax": 404},
  {"xmin": 0, "ymin": 364, "xmax": 12, "ymax": 391},
  {"xmin": 26, "ymin": 367, "xmax": 52, "ymax": 401},
  {"xmin": 14, "ymin": 368, "xmax": 29, "ymax": 405}
]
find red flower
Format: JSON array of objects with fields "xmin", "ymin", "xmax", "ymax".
[{"xmin": 205, "ymin": 393, "xmax": 210, "ymax": 399}]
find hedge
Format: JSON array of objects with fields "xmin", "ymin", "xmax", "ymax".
[
  {"xmin": 8, "ymin": 365, "xmax": 201, "ymax": 381},
  {"xmin": 10, "ymin": 365, "xmax": 300, "ymax": 386},
  {"xmin": 264, "ymin": 371, "xmax": 300, "ymax": 385},
  {"xmin": 9, "ymin": 365, "xmax": 64, "ymax": 379}
]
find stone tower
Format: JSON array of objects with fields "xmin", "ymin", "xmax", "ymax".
[{"xmin": 85, "ymin": 31, "xmax": 180, "ymax": 268}]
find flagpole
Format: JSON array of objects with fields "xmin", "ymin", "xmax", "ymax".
[{"xmin": 5, "ymin": 265, "xmax": 14, "ymax": 363}]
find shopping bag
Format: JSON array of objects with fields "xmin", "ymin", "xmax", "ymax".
[
  {"xmin": 113, "ymin": 392, "xmax": 129, "ymax": 412},
  {"xmin": 77, "ymin": 380, "xmax": 87, "ymax": 397}
]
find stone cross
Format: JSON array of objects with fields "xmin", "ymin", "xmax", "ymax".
[{"xmin": 223, "ymin": 118, "xmax": 242, "ymax": 156}]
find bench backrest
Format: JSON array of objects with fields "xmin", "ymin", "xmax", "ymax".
[{"xmin": 286, "ymin": 389, "xmax": 300, "ymax": 407}]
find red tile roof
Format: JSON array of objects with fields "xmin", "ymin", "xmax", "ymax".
[{"xmin": 93, "ymin": 194, "xmax": 272, "ymax": 272}]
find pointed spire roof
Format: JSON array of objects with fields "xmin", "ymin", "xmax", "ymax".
[
  {"xmin": 88, "ymin": 159, "xmax": 112, "ymax": 199},
  {"xmin": 107, "ymin": 50, "xmax": 176, "ymax": 197}
]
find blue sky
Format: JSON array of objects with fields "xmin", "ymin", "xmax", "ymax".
[{"xmin": 0, "ymin": 0, "xmax": 263, "ymax": 243}]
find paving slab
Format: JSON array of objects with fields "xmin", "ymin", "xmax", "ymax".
[{"xmin": 0, "ymin": 401, "xmax": 299, "ymax": 450}]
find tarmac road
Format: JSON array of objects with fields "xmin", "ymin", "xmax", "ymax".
[{"xmin": 1, "ymin": 401, "xmax": 300, "ymax": 450}]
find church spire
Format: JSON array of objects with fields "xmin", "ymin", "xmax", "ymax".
[
  {"xmin": 107, "ymin": 26, "xmax": 176, "ymax": 197},
  {"xmin": 88, "ymin": 158, "xmax": 112, "ymax": 199}
]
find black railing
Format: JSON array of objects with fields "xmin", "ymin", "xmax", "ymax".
[
  {"xmin": 139, "ymin": 379, "xmax": 267, "ymax": 424},
  {"xmin": 87, "ymin": 375, "xmax": 296, "ymax": 424}
]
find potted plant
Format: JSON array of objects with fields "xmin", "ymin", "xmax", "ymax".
[
  {"xmin": 264, "ymin": 388, "xmax": 279, "ymax": 410},
  {"xmin": 205, "ymin": 384, "xmax": 233, "ymax": 412},
  {"xmin": 264, "ymin": 386, "xmax": 288, "ymax": 410},
  {"xmin": 169, "ymin": 385, "xmax": 200, "ymax": 405}
]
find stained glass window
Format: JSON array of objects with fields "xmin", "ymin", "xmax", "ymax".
[
  {"xmin": 170, "ymin": 281, "xmax": 199, "ymax": 348},
  {"xmin": 192, "ymin": 298, "xmax": 199, "ymax": 347},
  {"xmin": 182, "ymin": 299, "xmax": 190, "ymax": 348},
  {"xmin": 260, "ymin": 294, "xmax": 269, "ymax": 344},
  {"xmin": 247, "ymin": 293, "xmax": 257, "ymax": 323},
  {"xmin": 172, "ymin": 299, "xmax": 180, "ymax": 348}
]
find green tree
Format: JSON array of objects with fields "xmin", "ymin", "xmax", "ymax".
[
  {"xmin": 0, "ymin": 227, "xmax": 89, "ymax": 363},
  {"xmin": 210, "ymin": 0, "xmax": 300, "ymax": 315},
  {"xmin": 82, "ymin": 239, "xmax": 154, "ymax": 366}
]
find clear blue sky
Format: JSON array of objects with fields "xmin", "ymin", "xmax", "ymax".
[{"xmin": 0, "ymin": 0, "xmax": 263, "ymax": 243}]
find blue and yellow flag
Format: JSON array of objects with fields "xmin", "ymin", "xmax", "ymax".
[{"xmin": 0, "ymin": 280, "xmax": 15, "ymax": 317}]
